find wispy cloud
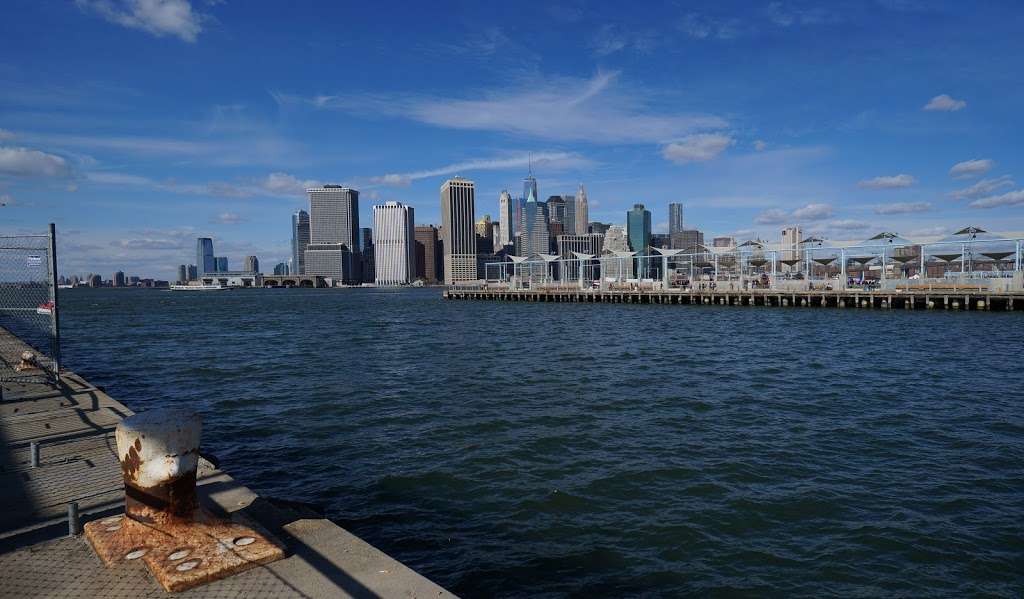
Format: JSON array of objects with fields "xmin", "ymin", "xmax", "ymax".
[
  {"xmin": 74, "ymin": 0, "xmax": 208, "ymax": 43},
  {"xmin": 590, "ymin": 24, "xmax": 658, "ymax": 56},
  {"xmin": 211, "ymin": 212, "xmax": 245, "ymax": 225},
  {"xmin": 969, "ymin": 190, "xmax": 1024, "ymax": 209},
  {"xmin": 873, "ymin": 201, "xmax": 932, "ymax": 215},
  {"xmin": 857, "ymin": 174, "xmax": 915, "ymax": 189},
  {"xmin": 662, "ymin": 133, "xmax": 734, "ymax": 164},
  {"xmin": 85, "ymin": 170, "xmax": 318, "ymax": 199},
  {"xmin": 949, "ymin": 158, "xmax": 993, "ymax": 179},
  {"xmin": 0, "ymin": 146, "xmax": 71, "ymax": 177},
  {"xmin": 677, "ymin": 13, "xmax": 741, "ymax": 40},
  {"xmin": 948, "ymin": 175, "xmax": 1014, "ymax": 200},
  {"xmin": 765, "ymin": 2, "xmax": 839, "ymax": 27},
  {"xmin": 755, "ymin": 202, "xmax": 832, "ymax": 224},
  {"xmin": 273, "ymin": 71, "xmax": 726, "ymax": 145},
  {"xmin": 923, "ymin": 94, "xmax": 966, "ymax": 112},
  {"xmin": 368, "ymin": 152, "xmax": 592, "ymax": 187},
  {"xmin": 0, "ymin": 129, "xmax": 15, "ymax": 141}
]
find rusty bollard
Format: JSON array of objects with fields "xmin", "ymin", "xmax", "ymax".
[
  {"xmin": 84, "ymin": 408, "xmax": 283, "ymax": 592},
  {"xmin": 117, "ymin": 408, "xmax": 202, "ymax": 525}
]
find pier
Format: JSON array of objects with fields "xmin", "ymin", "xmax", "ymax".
[
  {"xmin": 444, "ymin": 286, "xmax": 1024, "ymax": 311},
  {"xmin": 0, "ymin": 326, "xmax": 453, "ymax": 598}
]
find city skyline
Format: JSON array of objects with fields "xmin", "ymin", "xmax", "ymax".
[{"xmin": 3, "ymin": 2, "xmax": 1024, "ymax": 278}]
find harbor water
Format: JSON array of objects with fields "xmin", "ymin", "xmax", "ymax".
[{"xmin": 60, "ymin": 287, "xmax": 1023, "ymax": 597}]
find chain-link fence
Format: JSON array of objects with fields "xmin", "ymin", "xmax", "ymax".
[{"xmin": 0, "ymin": 225, "xmax": 60, "ymax": 386}]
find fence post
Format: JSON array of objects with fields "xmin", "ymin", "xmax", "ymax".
[{"xmin": 48, "ymin": 223, "xmax": 61, "ymax": 382}]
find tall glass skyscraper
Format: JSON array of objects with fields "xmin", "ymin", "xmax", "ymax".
[
  {"xmin": 498, "ymin": 190, "xmax": 514, "ymax": 248},
  {"xmin": 627, "ymin": 204, "xmax": 652, "ymax": 277},
  {"xmin": 196, "ymin": 237, "xmax": 214, "ymax": 275},
  {"xmin": 291, "ymin": 209, "xmax": 310, "ymax": 275}
]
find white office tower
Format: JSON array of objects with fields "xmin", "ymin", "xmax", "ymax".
[
  {"xmin": 441, "ymin": 177, "xmax": 477, "ymax": 284},
  {"xmin": 574, "ymin": 183, "xmax": 589, "ymax": 236},
  {"xmin": 498, "ymin": 190, "xmax": 514, "ymax": 248},
  {"xmin": 373, "ymin": 201, "xmax": 416, "ymax": 286}
]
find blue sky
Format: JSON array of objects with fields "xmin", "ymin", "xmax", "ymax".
[{"xmin": 2, "ymin": 0, "xmax": 1023, "ymax": 278}]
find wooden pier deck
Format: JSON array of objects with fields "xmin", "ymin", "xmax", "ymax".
[{"xmin": 445, "ymin": 287, "xmax": 1024, "ymax": 311}]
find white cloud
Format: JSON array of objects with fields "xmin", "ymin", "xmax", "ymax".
[
  {"xmin": 369, "ymin": 152, "xmax": 592, "ymax": 187},
  {"xmin": 0, "ymin": 194, "xmax": 12, "ymax": 206},
  {"xmin": 923, "ymin": 94, "xmax": 966, "ymax": 112},
  {"xmin": 791, "ymin": 202, "xmax": 833, "ymax": 220},
  {"xmin": 75, "ymin": 0, "xmax": 206, "ymax": 43},
  {"xmin": 766, "ymin": 3, "xmax": 837, "ymax": 27},
  {"xmin": 754, "ymin": 208, "xmax": 789, "ymax": 225},
  {"xmin": 662, "ymin": 133, "xmax": 734, "ymax": 164},
  {"xmin": 257, "ymin": 172, "xmax": 320, "ymax": 196},
  {"xmin": 211, "ymin": 212, "xmax": 244, "ymax": 225},
  {"xmin": 0, "ymin": 129, "xmax": 15, "ymax": 141},
  {"xmin": 949, "ymin": 158, "xmax": 994, "ymax": 179},
  {"xmin": 948, "ymin": 175, "xmax": 1014, "ymax": 200},
  {"xmin": 275, "ymin": 71, "xmax": 727, "ymax": 145},
  {"xmin": 873, "ymin": 202, "xmax": 932, "ymax": 215},
  {"xmin": 0, "ymin": 146, "xmax": 70, "ymax": 177},
  {"xmin": 969, "ymin": 190, "xmax": 1024, "ymax": 209},
  {"xmin": 85, "ymin": 170, "xmax": 318, "ymax": 199},
  {"xmin": 755, "ymin": 202, "xmax": 833, "ymax": 225},
  {"xmin": 824, "ymin": 219, "xmax": 870, "ymax": 232},
  {"xmin": 753, "ymin": 139, "xmax": 767, "ymax": 151},
  {"xmin": 857, "ymin": 174, "xmax": 915, "ymax": 189}
]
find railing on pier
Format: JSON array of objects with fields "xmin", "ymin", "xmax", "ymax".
[
  {"xmin": 471, "ymin": 236, "xmax": 1024, "ymax": 293},
  {"xmin": 0, "ymin": 224, "xmax": 60, "ymax": 386}
]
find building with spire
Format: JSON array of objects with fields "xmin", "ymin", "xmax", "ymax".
[{"xmin": 518, "ymin": 188, "xmax": 550, "ymax": 257}]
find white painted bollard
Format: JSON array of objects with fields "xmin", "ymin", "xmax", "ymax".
[
  {"xmin": 977, "ymin": 300, "xmax": 985, "ymax": 310},
  {"xmin": 116, "ymin": 408, "xmax": 202, "ymax": 524}
]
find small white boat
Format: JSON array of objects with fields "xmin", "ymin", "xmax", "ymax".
[
  {"xmin": 36, "ymin": 301, "xmax": 54, "ymax": 315},
  {"xmin": 169, "ymin": 284, "xmax": 229, "ymax": 291}
]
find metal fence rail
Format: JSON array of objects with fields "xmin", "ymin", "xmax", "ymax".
[{"xmin": 0, "ymin": 224, "xmax": 60, "ymax": 386}]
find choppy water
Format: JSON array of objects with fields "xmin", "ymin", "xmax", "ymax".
[{"xmin": 61, "ymin": 287, "xmax": 1023, "ymax": 597}]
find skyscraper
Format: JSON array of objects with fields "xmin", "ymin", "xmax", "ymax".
[
  {"xmin": 196, "ymin": 238, "xmax": 214, "ymax": 275},
  {"xmin": 440, "ymin": 177, "xmax": 477, "ymax": 284},
  {"xmin": 215, "ymin": 256, "xmax": 228, "ymax": 272},
  {"xmin": 176, "ymin": 265, "xmax": 186, "ymax": 284},
  {"xmin": 669, "ymin": 203, "xmax": 684, "ymax": 236},
  {"xmin": 414, "ymin": 225, "xmax": 440, "ymax": 283},
  {"xmin": 547, "ymin": 195, "xmax": 566, "ymax": 226},
  {"xmin": 627, "ymin": 204, "xmax": 652, "ymax": 278},
  {"xmin": 291, "ymin": 209, "xmax": 310, "ymax": 275},
  {"xmin": 305, "ymin": 185, "xmax": 360, "ymax": 284},
  {"xmin": 113, "ymin": 271, "xmax": 126, "ymax": 287},
  {"xmin": 308, "ymin": 185, "xmax": 359, "ymax": 251},
  {"xmin": 373, "ymin": 201, "xmax": 416, "ymax": 286},
  {"xmin": 562, "ymin": 194, "xmax": 577, "ymax": 235},
  {"xmin": 360, "ymin": 227, "xmax": 375, "ymax": 283},
  {"xmin": 574, "ymin": 184, "xmax": 589, "ymax": 237},
  {"xmin": 627, "ymin": 204, "xmax": 652, "ymax": 253},
  {"xmin": 498, "ymin": 190, "xmax": 514, "ymax": 248},
  {"xmin": 519, "ymin": 189, "xmax": 550, "ymax": 257},
  {"xmin": 273, "ymin": 262, "xmax": 289, "ymax": 275},
  {"xmin": 243, "ymin": 255, "xmax": 259, "ymax": 273},
  {"xmin": 187, "ymin": 264, "xmax": 197, "ymax": 281}
]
